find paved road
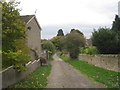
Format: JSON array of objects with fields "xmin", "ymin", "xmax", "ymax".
[{"xmin": 46, "ymin": 55, "xmax": 105, "ymax": 88}]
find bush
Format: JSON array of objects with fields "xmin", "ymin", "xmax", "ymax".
[
  {"xmin": 15, "ymin": 39, "xmax": 30, "ymax": 54},
  {"xmin": 84, "ymin": 46, "xmax": 99, "ymax": 55},
  {"xmin": 56, "ymin": 51, "xmax": 63, "ymax": 56},
  {"xmin": 2, "ymin": 38, "xmax": 31, "ymax": 70},
  {"xmin": 79, "ymin": 47, "xmax": 85, "ymax": 54},
  {"xmin": 42, "ymin": 40, "xmax": 56, "ymax": 56},
  {"xmin": 69, "ymin": 47, "xmax": 80, "ymax": 59},
  {"xmin": 2, "ymin": 50, "xmax": 30, "ymax": 71},
  {"xmin": 61, "ymin": 31, "xmax": 85, "ymax": 59},
  {"xmin": 50, "ymin": 36, "xmax": 63, "ymax": 51},
  {"xmin": 92, "ymin": 28, "xmax": 119, "ymax": 54}
]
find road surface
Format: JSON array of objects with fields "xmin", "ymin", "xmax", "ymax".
[{"xmin": 46, "ymin": 55, "xmax": 105, "ymax": 88}]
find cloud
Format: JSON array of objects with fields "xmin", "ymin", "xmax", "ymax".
[
  {"xmin": 18, "ymin": 0, "xmax": 119, "ymax": 39},
  {"xmin": 41, "ymin": 35, "xmax": 56, "ymax": 39},
  {"xmin": 41, "ymin": 24, "xmax": 111, "ymax": 39},
  {"xmin": 19, "ymin": 0, "xmax": 119, "ymax": 26}
]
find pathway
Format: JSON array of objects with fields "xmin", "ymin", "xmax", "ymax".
[{"xmin": 46, "ymin": 55, "xmax": 105, "ymax": 88}]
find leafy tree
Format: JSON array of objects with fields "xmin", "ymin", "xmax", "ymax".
[
  {"xmin": 112, "ymin": 15, "xmax": 120, "ymax": 32},
  {"xmin": 92, "ymin": 28, "xmax": 118, "ymax": 54},
  {"xmin": 2, "ymin": 1, "xmax": 26, "ymax": 52},
  {"xmin": 50, "ymin": 36, "xmax": 63, "ymax": 51},
  {"xmin": 57, "ymin": 29, "xmax": 64, "ymax": 36},
  {"xmin": 41, "ymin": 39, "xmax": 48, "ymax": 42},
  {"xmin": 62, "ymin": 32, "xmax": 85, "ymax": 59},
  {"xmin": 42, "ymin": 40, "xmax": 56, "ymax": 56},
  {"xmin": 70, "ymin": 29, "xmax": 83, "ymax": 35},
  {"xmin": 2, "ymin": 1, "xmax": 30, "ymax": 70},
  {"xmin": 111, "ymin": 15, "xmax": 120, "ymax": 53}
]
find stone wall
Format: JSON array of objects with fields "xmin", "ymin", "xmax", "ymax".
[
  {"xmin": 78, "ymin": 54, "xmax": 120, "ymax": 72},
  {"xmin": 1, "ymin": 59, "xmax": 41, "ymax": 88}
]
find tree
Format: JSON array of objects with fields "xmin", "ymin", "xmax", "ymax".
[
  {"xmin": 92, "ymin": 28, "xmax": 119, "ymax": 54},
  {"xmin": 50, "ymin": 36, "xmax": 63, "ymax": 51},
  {"xmin": 112, "ymin": 15, "xmax": 120, "ymax": 32},
  {"xmin": 70, "ymin": 29, "xmax": 83, "ymax": 35},
  {"xmin": 57, "ymin": 29, "xmax": 64, "ymax": 36},
  {"xmin": 2, "ymin": 1, "xmax": 26, "ymax": 52},
  {"xmin": 0, "ymin": 3, "xmax": 1, "ymax": 69},
  {"xmin": 62, "ymin": 32, "xmax": 85, "ymax": 59},
  {"xmin": 42, "ymin": 40, "xmax": 56, "ymax": 56},
  {"xmin": 2, "ymin": 1, "xmax": 30, "ymax": 70},
  {"xmin": 111, "ymin": 15, "xmax": 120, "ymax": 53}
]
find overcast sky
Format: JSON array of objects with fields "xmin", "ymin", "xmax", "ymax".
[{"xmin": 18, "ymin": 0, "xmax": 119, "ymax": 39}]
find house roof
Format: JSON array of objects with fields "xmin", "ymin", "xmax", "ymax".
[
  {"xmin": 21, "ymin": 15, "xmax": 42, "ymax": 30},
  {"xmin": 21, "ymin": 15, "xmax": 34, "ymax": 23}
]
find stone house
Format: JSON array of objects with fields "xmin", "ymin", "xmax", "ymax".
[
  {"xmin": 85, "ymin": 39, "xmax": 92, "ymax": 47},
  {"xmin": 21, "ymin": 15, "xmax": 41, "ymax": 60}
]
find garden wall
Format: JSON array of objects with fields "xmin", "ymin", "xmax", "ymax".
[
  {"xmin": 1, "ymin": 59, "xmax": 41, "ymax": 88},
  {"xmin": 78, "ymin": 54, "xmax": 120, "ymax": 72}
]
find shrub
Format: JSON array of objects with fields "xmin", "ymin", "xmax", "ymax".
[
  {"xmin": 56, "ymin": 51, "xmax": 63, "ymax": 56},
  {"xmin": 79, "ymin": 47, "xmax": 85, "ymax": 54},
  {"xmin": 42, "ymin": 40, "xmax": 56, "ymax": 56},
  {"xmin": 69, "ymin": 47, "xmax": 80, "ymax": 59},
  {"xmin": 92, "ymin": 28, "xmax": 119, "ymax": 54},
  {"xmin": 50, "ymin": 36, "xmax": 63, "ymax": 51},
  {"xmin": 2, "ymin": 50, "xmax": 30, "ymax": 71},
  {"xmin": 2, "ymin": 38, "xmax": 31, "ymax": 70},
  {"xmin": 61, "ymin": 31, "xmax": 85, "ymax": 59},
  {"xmin": 84, "ymin": 46, "xmax": 99, "ymax": 55}
]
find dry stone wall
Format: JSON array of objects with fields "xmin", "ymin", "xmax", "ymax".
[{"xmin": 78, "ymin": 54, "xmax": 120, "ymax": 72}]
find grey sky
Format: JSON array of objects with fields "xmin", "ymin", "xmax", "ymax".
[{"xmin": 17, "ymin": 0, "xmax": 120, "ymax": 39}]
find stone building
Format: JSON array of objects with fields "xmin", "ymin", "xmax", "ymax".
[
  {"xmin": 21, "ymin": 15, "xmax": 41, "ymax": 60},
  {"xmin": 85, "ymin": 39, "xmax": 92, "ymax": 47}
]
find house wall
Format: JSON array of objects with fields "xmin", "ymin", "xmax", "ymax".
[{"xmin": 26, "ymin": 17, "xmax": 41, "ymax": 60}]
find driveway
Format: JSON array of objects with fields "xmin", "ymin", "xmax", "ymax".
[{"xmin": 46, "ymin": 54, "xmax": 105, "ymax": 88}]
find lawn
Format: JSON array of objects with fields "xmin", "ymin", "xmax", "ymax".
[
  {"xmin": 9, "ymin": 64, "xmax": 52, "ymax": 88},
  {"xmin": 60, "ymin": 56, "xmax": 120, "ymax": 88}
]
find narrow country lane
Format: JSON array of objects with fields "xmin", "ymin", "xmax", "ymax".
[{"xmin": 46, "ymin": 54, "xmax": 105, "ymax": 88}]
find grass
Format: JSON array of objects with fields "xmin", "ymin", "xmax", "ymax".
[
  {"xmin": 60, "ymin": 56, "xmax": 120, "ymax": 88},
  {"xmin": 9, "ymin": 64, "xmax": 52, "ymax": 88},
  {"xmin": 49, "ymin": 57, "xmax": 54, "ymax": 61}
]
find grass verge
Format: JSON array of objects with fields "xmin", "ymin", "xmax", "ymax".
[
  {"xmin": 9, "ymin": 64, "xmax": 52, "ymax": 88},
  {"xmin": 49, "ymin": 57, "xmax": 54, "ymax": 61},
  {"xmin": 60, "ymin": 56, "xmax": 119, "ymax": 88}
]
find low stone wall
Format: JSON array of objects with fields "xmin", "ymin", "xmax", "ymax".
[
  {"xmin": 63, "ymin": 53, "xmax": 70, "ymax": 58},
  {"xmin": 78, "ymin": 54, "xmax": 120, "ymax": 72},
  {"xmin": 1, "ymin": 59, "xmax": 41, "ymax": 88}
]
